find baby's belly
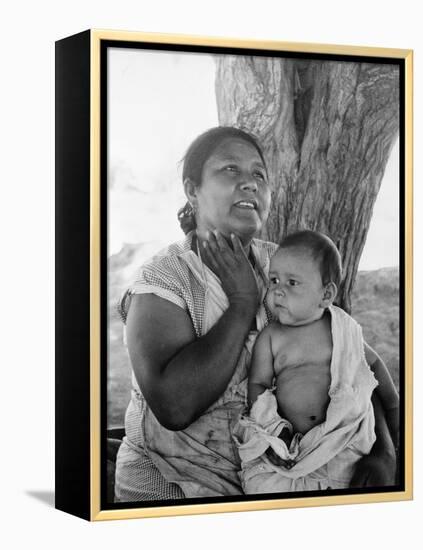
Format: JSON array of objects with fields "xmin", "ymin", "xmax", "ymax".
[{"xmin": 275, "ymin": 364, "xmax": 331, "ymax": 434}]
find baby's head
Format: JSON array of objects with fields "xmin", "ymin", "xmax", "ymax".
[{"xmin": 266, "ymin": 230, "xmax": 342, "ymax": 326}]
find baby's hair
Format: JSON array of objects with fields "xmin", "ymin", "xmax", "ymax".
[
  {"xmin": 278, "ymin": 230, "xmax": 343, "ymax": 288},
  {"xmin": 177, "ymin": 126, "xmax": 267, "ymax": 234}
]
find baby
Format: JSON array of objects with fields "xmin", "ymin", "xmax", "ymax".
[{"xmin": 234, "ymin": 230, "xmax": 399, "ymax": 493}]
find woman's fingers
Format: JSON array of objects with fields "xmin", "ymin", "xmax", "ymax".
[
  {"xmin": 231, "ymin": 233, "xmax": 248, "ymax": 260},
  {"xmin": 200, "ymin": 230, "xmax": 259, "ymax": 308},
  {"xmin": 202, "ymin": 232, "xmax": 225, "ymax": 270},
  {"xmin": 201, "ymin": 240, "xmax": 220, "ymax": 272},
  {"xmin": 207, "ymin": 230, "xmax": 235, "ymax": 268},
  {"xmin": 214, "ymin": 230, "xmax": 231, "ymax": 251},
  {"xmin": 212, "ymin": 230, "xmax": 249, "ymax": 266}
]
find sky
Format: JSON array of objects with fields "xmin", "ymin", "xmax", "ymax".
[{"xmin": 108, "ymin": 48, "xmax": 399, "ymax": 271}]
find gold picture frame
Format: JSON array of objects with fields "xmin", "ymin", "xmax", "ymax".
[{"xmin": 55, "ymin": 29, "xmax": 413, "ymax": 521}]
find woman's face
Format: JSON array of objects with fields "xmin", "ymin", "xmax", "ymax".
[{"xmin": 192, "ymin": 138, "xmax": 271, "ymax": 244}]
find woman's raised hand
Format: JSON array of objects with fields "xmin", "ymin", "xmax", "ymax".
[{"xmin": 201, "ymin": 230, "xmax": 259, "ymax": 311}]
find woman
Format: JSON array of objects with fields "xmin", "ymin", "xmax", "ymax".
[{"xmin": 114, "ymin": 126, "xmax": 396, "ymax": 501}]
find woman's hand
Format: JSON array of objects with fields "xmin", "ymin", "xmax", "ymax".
[
  {"xmin": 201, "ymin": 230, "xmax": 259, "ymax": 311},
  {"xmin": 349, "ymin": 449, "xmax": 396, "ymax": 488},
  {"xmin": 350, "ymin": 392, "xmax": 397, "ymax": 488}
]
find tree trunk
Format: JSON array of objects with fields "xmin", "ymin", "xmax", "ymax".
[{"xmin": 215, "ymin": 56, "xmax": 399, "ymax": 313}]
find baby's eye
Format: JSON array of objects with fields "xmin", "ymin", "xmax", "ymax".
[
  {"xmin": 269, "ymin": 276, "xmax": 280, "ymax": 285},
  {"xmin": 288, "ymin": 279, "xmax": 299, "ymax": 286}
]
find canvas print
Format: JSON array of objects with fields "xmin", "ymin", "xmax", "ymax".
[{"xmin": 105, "ymin": 44, "xmax": 402, "ymax": 508}]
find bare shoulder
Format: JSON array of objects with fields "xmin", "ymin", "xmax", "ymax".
[{"xmin": 264, "ymin": 321, "xmax": 296, "ymax": 353}]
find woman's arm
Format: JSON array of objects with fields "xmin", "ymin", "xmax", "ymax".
[
  {"xmin": 126, "ymin": 232, "xmax": 259, "ymax": 431},
  {"xmin": 248, "ymin": 328, "xmax": 274, "ymax": 408},
  {"xmin": 364, "ymin": 342, "xmax": 399, "ymax": 448}
]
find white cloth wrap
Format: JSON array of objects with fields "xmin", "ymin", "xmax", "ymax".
[{"xmin": 233, "ymin": 305, "xmax": 378, "ymax": 492}]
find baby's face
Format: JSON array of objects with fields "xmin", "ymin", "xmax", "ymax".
[{"xmin": 266, "ymin": 247, "xmax": 326, "ymax": 326}]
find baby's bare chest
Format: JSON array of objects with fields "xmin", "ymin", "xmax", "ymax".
[
  {"xmin": 271, "ymin": 324, "xmax": 333, "ymax": 378},
  {"xmin": 267, "ymin": 321, "xmax": 333, "ymax": 433}
]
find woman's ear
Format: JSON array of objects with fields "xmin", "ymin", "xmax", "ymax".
[
  {"xmin": 320, "ymin": 282, "xmax": 337, "ymax": 308},
  {"xmin": 183, "ymin": 178, "xmax": 198, "ymax": 208}
]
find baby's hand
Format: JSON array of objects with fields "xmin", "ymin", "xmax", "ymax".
[{"xmin": 265, "ymin": 447, "xmax": 295, "ymax": 470}]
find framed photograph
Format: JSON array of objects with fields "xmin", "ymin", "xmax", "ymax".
[{"xmin": 55, "ymin": 29, "xmax": 413, "ymax": 521}]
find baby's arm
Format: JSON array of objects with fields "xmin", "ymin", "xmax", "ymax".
[
  {"xmin": 249, "ymin": 327, "xmax": 294, "ymax": 468},
  {"xmin": 248, "ymin": 327, "xmax": 275, "ymax": 408},
  {"xmin": 364, "ymin": 342, "xmax": 399, "ymax": 449}
]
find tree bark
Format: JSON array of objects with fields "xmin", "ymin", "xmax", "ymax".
[{"xmin": 215, "ymin": 56, "xmax": 399, "ymax": 313}]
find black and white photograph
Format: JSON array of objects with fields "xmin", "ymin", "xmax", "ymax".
[{"xmin": 104, "ymin": 38, "xmax": 408, "ymax": 512}]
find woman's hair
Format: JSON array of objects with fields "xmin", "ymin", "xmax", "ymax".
[
  {"xmin": 278, "ymin": 230, "xmax": 343, "ymax": 288},
  {"xmin": 177, "ymin": 126, "xmax": 267, "ymax": 234}
]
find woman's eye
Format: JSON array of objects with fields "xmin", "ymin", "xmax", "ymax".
[
  {"xmin": 253, "ymin": 171, "xmax": 266, "ymax": 182},
  {"xmin": 224, "ymin": 165, "xmax": 239, "ymax": 173}
]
